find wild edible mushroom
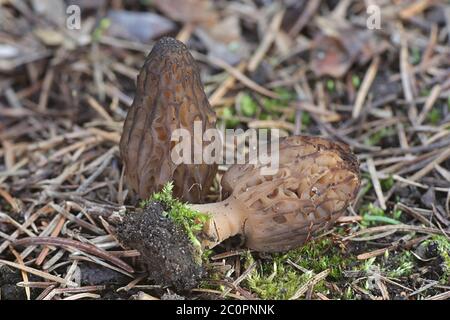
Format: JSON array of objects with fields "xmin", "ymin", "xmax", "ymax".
[
  {"xmin": 117, "ymin": 135, "xmax": 360, "ymax": 289},
  {"xmin": 119, "ymin": 37, "xmax": 218, "ymax": 203},
  {"xmin": 193, "ymin": 135, "xmax": 361, "ymax": 252}
]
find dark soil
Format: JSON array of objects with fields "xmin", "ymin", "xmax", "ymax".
[
  {"xmin": 79, "ymin": 263, "xmax": 129, "ymax": 286},
  {"xmin": 0, "ymin": 266, "xmax": 40, "ymax": 300},
  {"xmin": 116, "ymin": 201, "xmax": 203, "ymax": 291}
]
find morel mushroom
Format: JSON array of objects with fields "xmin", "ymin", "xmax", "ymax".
[
  {"xmin": 192, "ymin": 135, "xmax": 360, "ymax": 252},
  {"xmin": 120, "ymin": 37, "xmax": 218, "ymax": 203},
  {"xmin": 116, "ymin": 135, "xmax": 360, "ymax": 289}
]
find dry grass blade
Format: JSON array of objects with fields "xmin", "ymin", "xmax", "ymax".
[
  {"xmin": 0, "ymin": 259, "xmax": 78, "ymax": 287},
  {"xmin": 367, "ymin": 157, "xmax": 386, "ymax": 210},
  {"xmin": 221, "ymin": 261, "xmax": 257, "ymax": 298},
  {"xmin": 408, "ymin": 148, "xmax": 450, "ymax": 182},
  {"xmin": 13, "ymin": 237, "xmax": 134, "ymax": 273},
  {"xmin": 62, "ymin": 293, "xmax": 101, "ymax": 300},
  {"xmin": 356, "ymin": 236, "xmax": 430, "ymax": 260},
  {"xmin": 352, "ymin": 56, "xmax": 379, "ymax": 119},
  {"xmin": 425, "ymin": 291, "xmax": 450, "ymax": 300},
  {"xmin": 344, "ymin": 224, "xmax": 450, "ymax": 241},
  {"xmin": 289, "ymin": 269, "xmax": 330, "ymax": 300},
  {"xmin": 248, "ymin": 9, "xmax": 285, "ymax": 72},
  {"xmin": 192, "ymin": 51, "xmax": 279, "ymax": 99},
  {"xmin": 8, "ymin": 245, "xmax": 31, "ymax": 300}
]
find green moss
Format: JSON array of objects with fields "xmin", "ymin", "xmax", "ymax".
[
  {"xmin": 243, "ymin": 238, "xmax": 357, "ymax": 299},
  {"xmin": 420, "ymin": 88, "xmax": 431, "ymax": 97},
  {"xmin": 244, "ymin": 251, "xmax": 314, "ymax": 299},
  {"xmin": 360, "ymin": 178, "xmax": 373, "ymax": 195},
  {"xmin": 274, "ymin": 88, "xmax": 296, "ymax": 101},
  {"xmin": 380, "ymin": 175, "xmax": 394, "ymax": 191},
  {"xmin": 219, "ymin": 106, "xmax": 240, "ymax": 128},
  {"xmin": 261, "ymin": 88, "xmax": 295, "ymax": 112},
  {"xmin": 386, "ymin": 251, "xmax": 414, "ymax": 278},
  {"xmin": 301, "ymin": 112, "xmax": 311, "ymax": 127},
  {"xmin": 343, "ymin": 286, "xmax": 356, "ymax": 299},
  {"xmin": 364, "ymin": 127, "xmax": 396, "ymax": 146},
  {"xmin": 422, "ymin": 235, "xmax": 450, "ymax": 283},
  {"xmin": 410, "ymin": 47, "xmax": 421, "ymax": 65},
  {"xmin": 259, "ymin": 113, "xmax": 272, "ymax": 121},
  {"xmin": 326, "ymin": 79, "xmax": 335, "ymax": 92},
  {"xmin": 358, "ymin": 249, "xmax": 415, "ymax": 282},
  {"xmin": 392, "ymin": 208, "xmax": 402, "ymax": 220},
  {"xmin": 427, "ymin": 109, "xmax": 441, "ymax": 125},
  {"xmin": 295, "ymin": 238, "xmax": 356, "ymax": 279},
  {"xmin": 352, "ymin": 75, "xmax": 361, "ymax": 88},
  {"xmin": 141, "ymin": 182, "xmax": 210, "ymax": 258},
  {"xmin": 239, "ymin": 93, "xmax": 257, "ymax": 117},
  {"xmin": 92, "ymin": 18, "xmax": 111, "ymax": 41},
  {"xmin": 286, "ymin": 111, "xmax": 311, "ymax": 127},
  {"xmin": 246, "ymin": 263, "xmax": 313, "ymax": 299},
  {"xmin": 360, "ymin": 253, "xmax": 414, "ymax": 290}
]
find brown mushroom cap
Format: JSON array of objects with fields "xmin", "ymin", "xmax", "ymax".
[
  {"xmin": 220, "ymin": 135, "xmax": 360, "ymax": 252},
  {"xmin": 120, "ymin": 37, "xmax": 218, "ymax": 203}
]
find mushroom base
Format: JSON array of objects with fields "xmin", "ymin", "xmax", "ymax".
[
  {"xmin": 192, "ymin": 197, "xmax": 246, "ymax": 249},
  {"xmin": 116, "ymin": 201, "xmax": 203, "ymax": 291}
]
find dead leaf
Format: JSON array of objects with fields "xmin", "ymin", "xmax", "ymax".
[
  {"xmin": 106, "ymin": 10, "xmax": 175, "ymax": 43},
  {"xmin": 153, "ymin": 0, "xmax": 218, "ymax": 25},
  {"xmin": 208, "ymin": 15, "xmax": 242, "ymax": 45},
  {"xmin": 310, "ymin": 34, "xmax": 353, "ymax": 78},
  {"xmin": 34, "ymin": 29, "xmax": 65, "ymax": 46},
  {"xmin": 310, "ymin": 29, "xmax": 386, "ymax": 78},
  {"xmin": 194, "ymin": 15, "xmax": 249, "ymax": 65}
]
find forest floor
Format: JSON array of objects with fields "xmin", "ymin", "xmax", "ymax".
[{"xmin": 0, "ymin": 0, "xmax": 449, "ymax": 300}]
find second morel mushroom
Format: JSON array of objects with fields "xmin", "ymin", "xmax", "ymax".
[
  {"xmin": 120, "ymin": 37, "xmax": 218, "ymax": 203},
  {"xmin": 193, "ymin": 135, "xmax": 361, "ymax": 252}
]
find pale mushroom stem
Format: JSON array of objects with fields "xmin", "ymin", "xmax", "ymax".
[{"xmin": 190, "ymin": 197, "xmax": 247, "ymax": 249}]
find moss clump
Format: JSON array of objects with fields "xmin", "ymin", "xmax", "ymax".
[
  {"xmin": 92, "ymin": 18, "xmax": 111, "ymax": 41},
  {"xmin": 427, "ymin": 108, "xmax": 441, "ymax": 125},
  {"xmin": 380, "ymin": 175, "xmax": 394, "ymax": 191},
  {"xmin": 261, "ymin": 88, "xmax": 295, "ymax": 112},
  {"xmin": 141, "ymin": 182, "xmax": 210, "ymax": 257},
  {"xmin": 326, "ymin": 79, "xmax": 335, "ymax": 92},
  {"xmin": 244, "ymin": 238, "xmax": 357, "ymax": 299},
  {"xmin": 244, "ymin": 251, "xmax": 314, "ymax": 299},
  {"xmin": 219, "ymin": 106, "xmax": 240, "ymax": 128},
  {"xmin": 239, "ymin": 93, "xmax": 258, "ymax": 117},
  {"xmin": 421, "ymin": 235, "xmax": 450, "ymax": 283},
  {"xmin": 364, "ymin": 127, "xmax": 396, "ymax": 146},
  {"xmin": 290, "ymin": 238, "xmax": 356, "ymax": 280},
  {"xmin": 385, "ymin": 251, "xmax": 415, "ymax": 278},
  {"xmin": 352, "ymin": 75, "xmax": 361, "ymax": 88}
]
